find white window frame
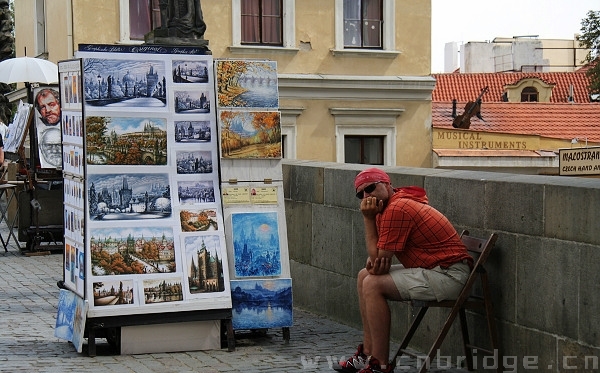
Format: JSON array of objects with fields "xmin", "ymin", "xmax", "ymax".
[
  {"xmin": 280, "ymin": 107, "xmax": 304, "ymax": 159},
  {"xmin": 332, "ymin": 0, "xmax": 398, "ymax": 58},
  {"xmin": 119, "ymin": 0, "xmax": 146, "ymax": 44},
  {"xmin": 34, "ymin": 0, "xmax": 47, "ymax": 56},
  {"xmin": 230, "ymin": 0, "xmax": 298, "ymax": 54},
  {"xmin": 331, "ymin": 108, "xmax": 403, "ymax": 165}
]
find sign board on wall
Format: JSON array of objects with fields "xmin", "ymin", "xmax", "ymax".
[{"xmin": 559, "ymin": 146, "xmax": 600, "ymax": 176}]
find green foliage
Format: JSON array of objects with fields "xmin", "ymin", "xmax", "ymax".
[{"xmin": 577, "ymin": 10, "xmax": 600, "ymax": 96}]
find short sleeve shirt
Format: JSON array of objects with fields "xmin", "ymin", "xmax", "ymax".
[{"xmin": 376, "ymin": 191, "xmax": 471, "ymax": 269}]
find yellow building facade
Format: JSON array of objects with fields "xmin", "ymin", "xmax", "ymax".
[{"xmin": 14, "ymin": 0, "xmax": 434, "ymax": 167}]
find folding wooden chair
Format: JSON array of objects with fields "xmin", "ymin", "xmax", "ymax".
[{"xmin": 389, "ymin": 231, "xmax": 500, "ymax": 372}]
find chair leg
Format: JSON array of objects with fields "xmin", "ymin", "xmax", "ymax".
[
  {"xmin": 417, "ymin": 303, "xmax": 465, "ymax": 373},
  {"xmin": 458, "ymin": 308, "xmax": 474, "ymax": 371},
  {"xmin": 389, "ymin": 306, "xmax": 429, "ymax": 369},
  {"xmin": 481, "ymin": 273, "xmax": 502, "ymax": 373}
]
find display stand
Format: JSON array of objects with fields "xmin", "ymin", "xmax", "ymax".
[
  {"xmin": 56, "ymin": 45, "xmax": 234, "ymax": 355},
  {"xmin": 215, "ymin": 60, "xmax": 293, "ymax": 341}
]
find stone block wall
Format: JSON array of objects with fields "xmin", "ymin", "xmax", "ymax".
[{"xmin": 282, "ymin": 160, "xmax": 600, "ymax": 371}]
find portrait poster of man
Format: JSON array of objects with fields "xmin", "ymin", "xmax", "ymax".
[{"xmin": 33, "ymin": 86, "xmax": 62, "ymax": 169}]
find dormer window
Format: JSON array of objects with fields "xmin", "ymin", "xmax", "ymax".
[
  {"xmin": 504, "ymin": 78, "xmax": 552, "ymax": 102},
  {"xmin": 521, "ymin": 87, "xmax": 538, "ymax": 102}
]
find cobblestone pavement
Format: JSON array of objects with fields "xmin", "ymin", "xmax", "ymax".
[{"xmin": 0, "ymin": 225, "xmax": 467, "ymax": 373}]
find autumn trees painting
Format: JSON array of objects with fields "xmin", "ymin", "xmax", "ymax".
[{"xmin": 219, "ymin": 110, "xmax": 281, "ymax": 159}]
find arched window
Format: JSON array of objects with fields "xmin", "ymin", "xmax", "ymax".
[{"xmin": 521, "ymin": 87, "xmax": 538, "ymax": 102}]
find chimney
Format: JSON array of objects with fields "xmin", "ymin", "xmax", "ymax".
[{"xmin": 452, "ymin": 99, "xmax": 457, "ymax": 118}]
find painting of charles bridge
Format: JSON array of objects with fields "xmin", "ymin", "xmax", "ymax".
[
  {"xmin": 216, "ymin": 60, "xmax": 279, "ymax": 108},
  {"xmin": 176, "ymin": 150, "xmax": 213, "ymax": 174},
  {"xmin": 88, "ymin": 173, "xmax": 172, "ymax": 220},
  {"xmin": 86, "ymin": 116, "xmax": 167, "ymax": 165},
  {"xmin": 177, "ymin": 180, "xmax": 215, "ymax": 205},
  {"xmin": 89, "ymin": 226, "xmax": 176, "ymax": 276},
  {"xmin": 93, "ymin": 279, "xmax": 135, "ymax": 307},
  {"xmin": 83, "ymin": 58, "xmax": 167, "ymax": 108},
  {"xmin": 174, "ymin": 90, "xmax": 211, "ymax": 113},
  {"xmin": 183, "ymin": 235, "xmax": 225, "ymax": 294},
  {"xmin": 232, "ymin": 212, "xmax": 281, "ymax": 277},
  {"xmin": 172, "ymin": 60, "xmax": 209, "ymax": 83},
  {"xmin": 143, "ymin": 278, "xmax": 183, "ymax": 304},
  {"xmin": 174, "ymin": 120, "xmax": 212, "ymax": 143}
]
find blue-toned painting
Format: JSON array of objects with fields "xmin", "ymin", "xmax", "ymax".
[
  {"xmin": 172, "ymin": 60, "xmax": 210, "ymax": 83},
  {"xmin": 174, "ymin": 120, "xmax": 212, "ymax": 143},
  {"xmin": 83, "ymin": 58, "xmax": 167, "ymax": 108},
  {"xmin": 174, "ymin": 90, "xmax": 211, "ymax": 113},
  {"xmin": 55, "ymin": 289, "xmax": 87, "ymax": 353},
  {"xmin": 231, "ymin": 212, "xmax": 281, "ymax": 277},
  {"xmin": 231, "ymin": 278, "xmax": 293, "ymax": 330}
]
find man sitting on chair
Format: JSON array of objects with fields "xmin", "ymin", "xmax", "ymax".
[{"xmin": 334, "ymin": 168, "xmax": 472, "ymax": 373}]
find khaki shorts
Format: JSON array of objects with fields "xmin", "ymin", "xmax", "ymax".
[{"xmin": 389, "ymin": 262, "xmax": 471, "ymax": 302}]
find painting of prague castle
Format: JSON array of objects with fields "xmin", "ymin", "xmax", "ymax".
[{"xmin": 184, "ymin": 235, "xmax": 225, "ymax": 294}]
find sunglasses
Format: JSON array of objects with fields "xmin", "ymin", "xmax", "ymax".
[{"xmin": 355, "ymin": 182, "xmax": 382, "ymax": 199}]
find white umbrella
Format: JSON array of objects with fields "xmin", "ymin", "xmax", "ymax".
[{"xmin": 0, "ymin": 56, "xmax": 58, "ymax": 84}]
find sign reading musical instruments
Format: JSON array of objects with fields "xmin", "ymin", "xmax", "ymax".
[
  {"xmin": 434, "ymin": 129, "xmax": 539, "ymax": 150},
  {"xmin": 559, "ymin": 146, "xmax": 600, "ymax": 176}
]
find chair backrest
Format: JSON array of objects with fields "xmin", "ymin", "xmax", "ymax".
[{"xmin": 459, "ymin": 230, "xmax": 498, "ymax": 273}]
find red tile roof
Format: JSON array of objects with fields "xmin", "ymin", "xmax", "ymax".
[
  {"xmin": 432, "ymin": 72, "xmax": 592, "ymax": 103},
  {"xmin": 432, "ymin": 101, "xmax": 600, "ymax": 143}
]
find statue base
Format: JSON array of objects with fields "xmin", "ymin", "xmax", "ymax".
[{"xmin": 144, "ymin": 29, "xmax": 211, "ymax": 54}]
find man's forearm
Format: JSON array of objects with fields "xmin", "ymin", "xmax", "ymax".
[{"xmin": 363, "ymin": 217, "xmax": 379, "ymax": 260}]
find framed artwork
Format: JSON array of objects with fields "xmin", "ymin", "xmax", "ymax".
[
  {"xmin": 174, "ymin": 90, "xmax": 211, "ymax": 113},
  {"xmin": 175, "ymin": 150, "xmax": 213, "ymax": 174},
  {"xmin": 179, "ymin": 208, "xmax": 219, "ymax": 232},
  {"xmin": 93, "ymin": 279, "xmax": 135, "ymax": 307},
  {"xmin": 182, "ymin": 235, "xmax": 226, "ymax": 296},
  {"xmin": 89, "ymin": 226, "xmax": 176, "ymax": 276},
  {"xmin": 142, "ymin": 276, "xmax": 184, "ymax": 304},
  {"xmin": 4, "ymin": 101, "xmax": 32, "ymax": 153},
  {"xmin": 219, "ymin": 110, "xmax": 281, "ymax": 159},
  {"xmin": 177, "ymin": 180, "xmax": 215, "ymax": 205},
  {"xmin": 55, "ymin": 289, "xmax": 88, "ymax": 353},
  {"xmin": 215, "ymin": 60, "xmax": 279, "ymax": 108},
  {"xmin": 33, "ymin": 85, "xmax": 62, "ymax": 168},
  {"xmin": 87, "ymin": 173, "xmax": 172, "ymax": 221},
  {"xmin": 230, "ymin": 279, "xmax": 293, "ymax": 330},
  {"xmin": 82, "ymin": 58, "xmax": 167, "ymax": 109},
  {"xmin": 85, "ymin": 116, "xmax": 167, "ymax": 165},
  {"xmin": 231, "ymin": 212, "xmax": 281, "ymax": 277},
  {"xmin": 174, "ymin": 120, "xmax": 212, "ymax": 143},
  {"xmin": 172, "ymin": 59, "xmax": 210, "ymax": 83}
]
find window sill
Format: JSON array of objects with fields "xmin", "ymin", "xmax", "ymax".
[
  {"xmin": 330, "ymin": 49, "xmax": 400, "ymax": 58},
  {"xmin": 228, "ymin": 45, "xmax": 300, "ymax": 55}
]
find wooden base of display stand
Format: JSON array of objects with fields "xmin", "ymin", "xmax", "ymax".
[{"xmin": 84, "ymin": 309, "xmax": 234, "ymax": 356}]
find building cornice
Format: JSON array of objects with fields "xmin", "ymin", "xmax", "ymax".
[{"xmin": 278, "ymin": 74, "xmax": 435, "ymax": 101}]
